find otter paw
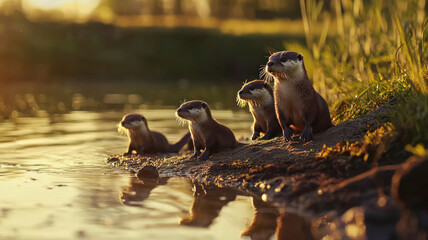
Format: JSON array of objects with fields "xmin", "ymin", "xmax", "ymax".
[
  {"xmin": 301, "ymin": 127, "xmax": 313, "ymax": 142},
  {"xmin": 198, "ymin": 155, "xmax": 209, "ymax": 161},
  {"xmin": 259, "ymin": 134, "xmax": 271, "ymax": 140},
  {"xmin": 251, "ymin": 132, "xmax": 260, "ymax": 140},
  {"xmin": 283, "ymin": 127, "xmax": 294, "ymax": 141},
  {"xmin": 198, "ymin": 150, "xmax": 210, "ymax": 161}
]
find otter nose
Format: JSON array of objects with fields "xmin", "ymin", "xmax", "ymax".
[
  {"xmin": 267, "ymin": 62, "xmax": 274, "ymax": 67},
  {"xmin": 121, "ymin": 121, "xmax": 126, "ymax": 127},
  {"xmin": 177, "ymin": 108, "xmax": 183, "ymax": 113},
  {"xmin": 238, "ymin": 90, "xmax": 243, "ymax": 96}
]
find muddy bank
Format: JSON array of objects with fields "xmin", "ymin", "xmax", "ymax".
[{"xmin": 107, "ymin": 106, "xmax": 392, "ymax": 212}]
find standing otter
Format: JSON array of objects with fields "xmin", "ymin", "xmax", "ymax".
[
  {"xmin": 118, "ymin": 113, "xmax": 191, "ymax": 155},
  {"xmin": 263, "ymin": 51, "xmax": 333, "ymax": 142},
  {"xmin": 176, "ymin": 100, "xmax": 237, "ymax": 161},
  {"xmin": 237, "ymin": 80, "xmax": 282, "ymax": 140}
]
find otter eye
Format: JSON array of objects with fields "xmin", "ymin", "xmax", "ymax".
[{"xmin": 280, "ymin": 57, "xmax": 287, "ymax": 62}]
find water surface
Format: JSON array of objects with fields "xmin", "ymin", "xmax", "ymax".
[{"xmin": 0, "ymin": 109, "xmax": 287, "ymax": 240}]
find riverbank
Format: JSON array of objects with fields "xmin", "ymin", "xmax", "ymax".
[
  {"xmin": 107, "ymin": 103, "xmax": 428, "ymax": 238},
  {"xmin": 107, "ymin": 105, "xmax": 394, "ymax": 214}
]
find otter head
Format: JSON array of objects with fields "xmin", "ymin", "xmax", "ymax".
[
  {"xmin": 237, "ymin": 80, "xmax": 273, "ymax": 107},
  {"xmin": 118, "ymin": 113, "xmax": 149, "ymax": 135},
  {"xmin": 264, "ymin": 51, "xmax": 304, "ymax": 82},
  {"xmin": 176, "ymin": 100, "xmax": 211, "ymax": 123}
]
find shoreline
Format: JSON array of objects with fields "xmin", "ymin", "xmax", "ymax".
[
  {"xmin": 107, "ymin": 106, "xmax": 391, "ymax": 216},
  {"xmin": 107, "ymin": 104, "xmax": 428, "ymax": 238}
]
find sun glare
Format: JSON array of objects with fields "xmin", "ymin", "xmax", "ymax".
[
  {"xmin": 24, "ymin": 0, "xmax": 65, "ymax": 10},
  {"xmin": 22, "ymin": 0, "xmax": 101, "ymax": 21}
]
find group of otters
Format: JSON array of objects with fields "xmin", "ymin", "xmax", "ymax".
[{"xmin": 118, "ymin": 51, "xmax": 334, "ymax": 161}]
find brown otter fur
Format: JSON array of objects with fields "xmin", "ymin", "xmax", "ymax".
[
  {"xmin": 264, "ymin": 51, "xmax": 333, "ymax": 142},
  {"xmin": 118, "ymin": 113, "xmax": 191, "ymax": 155},
  {"xmin": 176, "ymin": 100, "xmax": 237, "ymax": 161},
  {"xmin": 237, "ymin": 80, "xmax": 282, "ymax": 140}
]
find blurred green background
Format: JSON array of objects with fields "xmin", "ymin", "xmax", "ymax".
[
  {"xmin": 0, "ymin": 1, "xmax": 310, "ymax": 83},
  {"xmin": 0, "ymin": 0, "xmax": 312, "ymax": 119}
]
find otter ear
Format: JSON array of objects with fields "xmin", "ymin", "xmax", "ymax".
[
  {"xmin": 201, "ymin": 102, "xmax": 208, "ymax": 109},
  {"xmin": 297, "ymin": 53, "xmax": 303, "ymax": 61}
]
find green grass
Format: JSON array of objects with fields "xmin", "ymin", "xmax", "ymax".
[
  {"xmin": 298, "ymin": 0, "xmax": 428, "ymax": 161},
  {"xmin": 393, "ymin": 94, "xmax": 428, "ymax": 147}
]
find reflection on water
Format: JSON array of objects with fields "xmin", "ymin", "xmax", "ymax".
[
  {"xmin": 179, "ymin": 183, "xmax": 237, "ymax": 227},
  {"xmin": 118, "ymin": 175, "xmax": 307, "ymax": 240},
  {"xmin": 0, "ymin": 83, "xmax": 244, "ymax": 121},
  {"xmin": 276, "ymin": 212, "xmax": 313, "ymax": 240},
  {"xmin": 121, "ymin": 176, "xmax": 169, "ymax": 207},
  {"xmin": 241, "ymin": 198, "xmax": 279, "ymax": 239},
  {"xmin": 1, "ymin": 109, "xmax": 298, "ymax": 240}
]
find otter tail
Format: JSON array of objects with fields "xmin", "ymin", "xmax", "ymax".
[{"xmin": 169, "ymin": 132, "xmax": 192, "ymax": 153}]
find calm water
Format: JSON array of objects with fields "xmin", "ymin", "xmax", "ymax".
[{"xmin": 0, "ymin": 109, "xmax": 288, "ymax": 240}]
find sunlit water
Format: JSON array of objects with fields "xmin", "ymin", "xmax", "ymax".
[{"xmin": 0, "ymin": 109, "xmax": 288, "ymax": 240}]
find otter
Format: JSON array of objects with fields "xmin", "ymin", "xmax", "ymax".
[
  {"xmin": 118, "ymin": 113, "xmax": 191, "ymax": 155},
  {"xmin": 263, "ymin": 51, "xmax": 333, "ymax": 142},
  {"xmin": 176, "ymin": 100, "xmax": 237, "ymax": 161},
  {"xmin": 237, "ymin": 80, "xmax": 282, "ymax": 140}
]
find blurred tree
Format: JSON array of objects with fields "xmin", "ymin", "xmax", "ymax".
[
  {"xmin": 0, "ymin": 0, "xmax": 23, "ymax": 15},
  {"xmin": 173, "ymin": 0, "xmax": 183, "ymax": 15},
  {"xmin": 92, "ymin": 0, "xmax": 303, "ymax": 19},
  {"xmin": 150, "ymin": 0, "xmax": 164, "ymax": 15},
  {"xmin": 100, "ymin": 0, "xmax": 143, "ymax": 15}
]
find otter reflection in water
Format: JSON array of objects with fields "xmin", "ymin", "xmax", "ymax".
[
  {"xmin": 179, "ymin": 183, "xmax": 237, "ymax": 227},
  {"xmin": 241, "ymin": 200, "xmax": 313, "ymax": 240},
  {"xmin": 120, "ymin": 175, "xmax": 169, "ymax": 207},
  {"xmin": 241, "ymin": 197, "xmax": 279, "ymax": 240},
  {"xmin": 121, "ymin": 176, "xmax": 314, "ymax": 239},
  {"xmin": 275, "ymin": 211, "xmax": 313, "ymax": 240},
  {"xmin": 179, "ymin": 182, "xmax": 314, "ymax": 239}
]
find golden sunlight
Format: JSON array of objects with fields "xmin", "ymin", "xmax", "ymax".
[
  {"xmin": 24, "ymin": 0, "xmax": 66, "ymax": 10},
  {"xmin": 22, "ymin": 0, "xmax": 100, "ymax": 21}
]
